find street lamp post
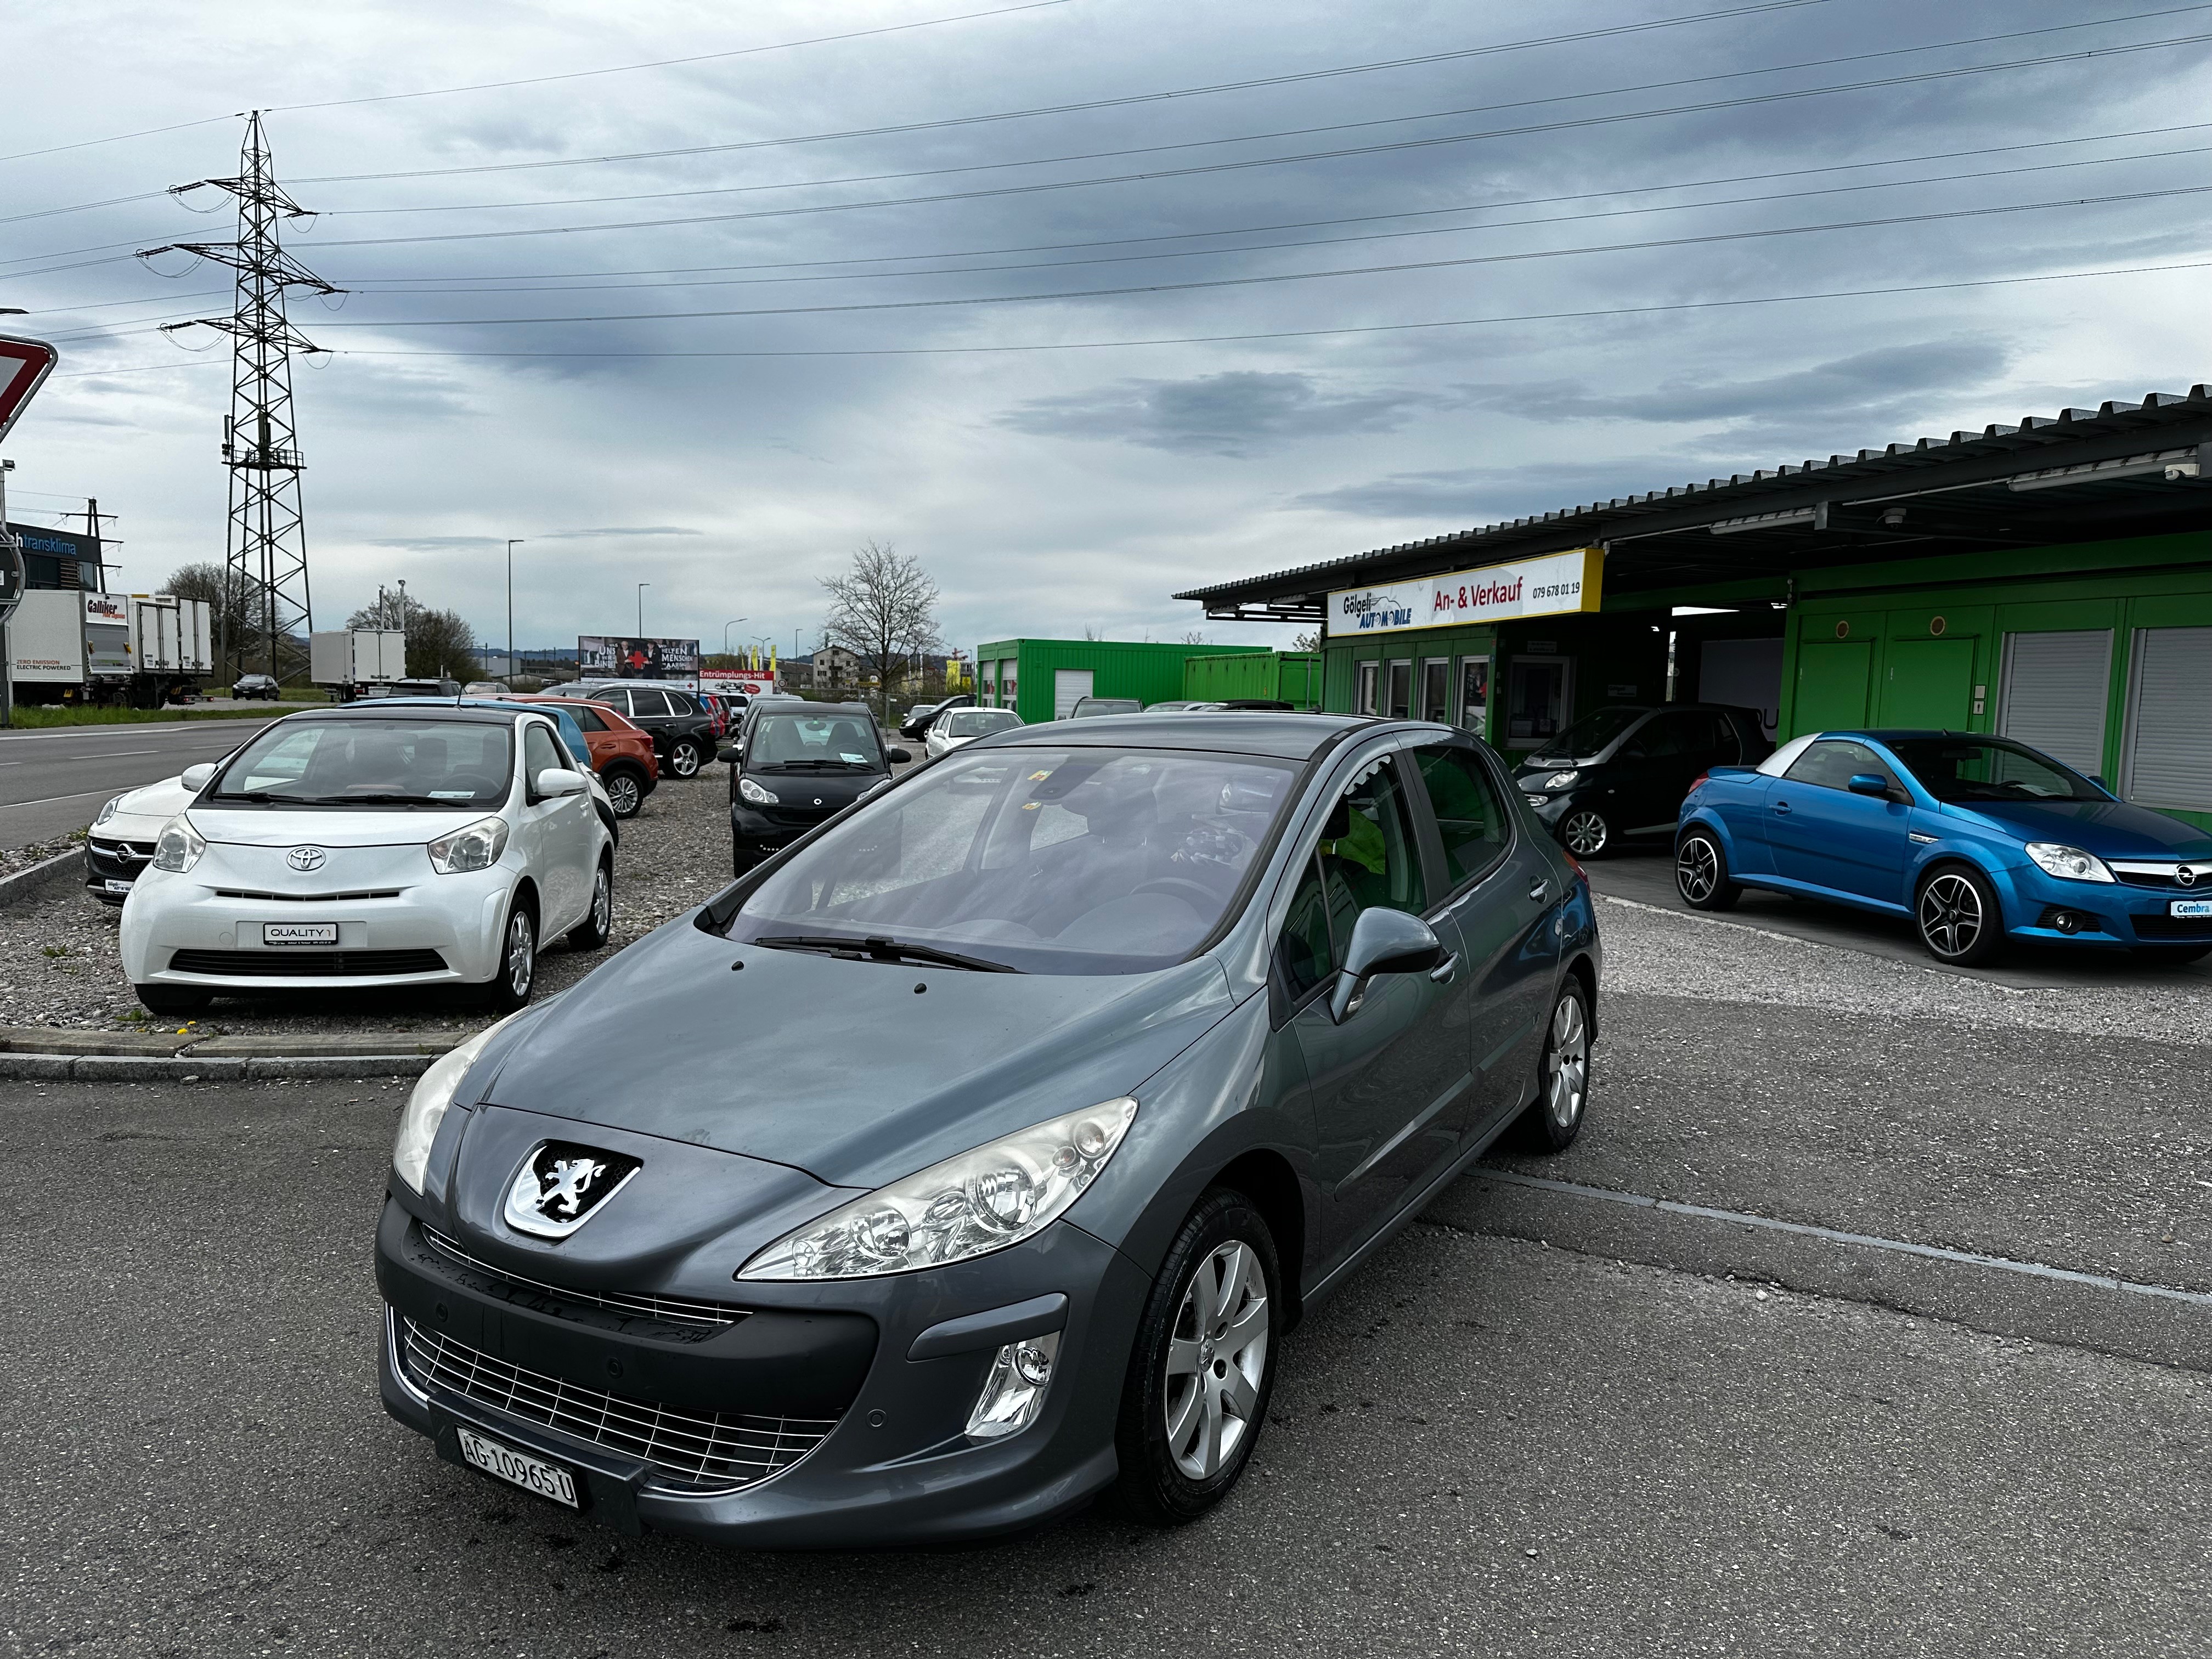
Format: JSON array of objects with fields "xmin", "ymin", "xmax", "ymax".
[
  {"xmin": 506, "ymin": 539, "xmax": 523, "ymax": 687},
  {"xmin": 722, "ymin": 618, "xmax": 747, "ymax": 659}
]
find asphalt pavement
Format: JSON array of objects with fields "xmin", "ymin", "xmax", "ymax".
[
  {"xmin": 4, "ymin": 981, "xmax": 2205, "ymax": 1657},
  {"xmin": 0, "ymin": 719, "xmax": 273, "ymax": 849}
]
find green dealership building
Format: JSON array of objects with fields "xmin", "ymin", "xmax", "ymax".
[{"xmin": 1177, "ymin": 390, "xmax": 2212, "ymax": 832}]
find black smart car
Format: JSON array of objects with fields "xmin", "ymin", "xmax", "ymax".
[
  {"xmin": 1514, "ymin": 702, "xmax": 1771, "ymax": 856},
  {"xmin": 723, "ymin": 701, "xmax": 911, "ymax": 873}
]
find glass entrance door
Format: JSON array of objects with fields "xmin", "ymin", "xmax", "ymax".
[
  {"xmin": 1456, "ymin": 657, "xmax": 1491, "ymax": 736},
  {"xmin": 1385, "ymin": 659, "xmax": 1413, "ymax": 718},
  {"xmin": 1355, "ymin": 661, "xmax": 1379, "ymax": 715},
  {"xmin": 1419, "ymin": 658, "xmax": 1451, "ymax": 723}
]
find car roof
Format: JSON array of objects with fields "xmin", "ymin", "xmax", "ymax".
[
  {"xmin": 752, "ymin": 701, "xmax": 873, "ymax": 718},
  {"xmin": 330, "ymin": 698, "xmax": 543, "ymax": 725},
  {"xmin": 990, "ymin": 710, "xmax": 1378, "ymax": 760}
]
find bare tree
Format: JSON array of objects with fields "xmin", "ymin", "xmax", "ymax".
[
  {"xmin": 165, "ymin": 560, "xmax": 263, "ymax": 668},
  {"xmin": 1180, "ymin": 629, "xmax": 1208, "ymax": 645},
  {"xmin": 1291, "ymin": 629, "xmax": 1321, "ymax": 652},
  {"xmin": 820, "ymin": 540, "xmax": 941, "ymax": 720}
]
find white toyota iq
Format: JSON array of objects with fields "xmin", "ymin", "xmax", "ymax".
[{"xmin": 120, "ymin": 704, "xmax": 614, "ymax": 1017}]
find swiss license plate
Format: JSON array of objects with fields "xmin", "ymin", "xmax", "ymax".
[
  {"xmin": 262, "ymin": 922, "xmax": 337, "ymax": 946},
  {"xmin": 103, "ymin": 878, "xmax": 133, "ymax": 894},
  {"xmin": 456, "ymin": 1425, "xmax": 580, "ymax": 1509},
  {"xmin": 2170, "ymin": 898, "xmax": 2212, "ymax": 919}
]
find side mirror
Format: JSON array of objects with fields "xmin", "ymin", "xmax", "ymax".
[
  {"xmin": 1329, "ymin": 908, "xmax": 1445, "ymax": 1023},
  {"xmin": 717, "ymin": 742, "xmax": 743, "ymax": 766},
  {"xmin": 180, "ymin": 764, "xmax": 217, "ymax": 792},
  {"xmin": 1846, "ymin": 772, "xmax": 1892, "ymax": 799},
  {"xmin": 888, "ymin": 746, "xmax": 913, "ymax": 764},
  {"xmin": 2089, "ymin": 773, "xmax": 2112, "ymax": 791},
  {"xmin": 534, "ymin": 767, "xmax": 589, "ymax": 798}
]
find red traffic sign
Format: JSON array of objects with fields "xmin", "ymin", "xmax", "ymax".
[{"xmin": 0, "ymin": 335, "xmax": 59, "ymax": 445}]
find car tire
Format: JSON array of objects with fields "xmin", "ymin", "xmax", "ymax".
[
  {"xmin": 1559, "ymin": 809, "xmax": 1612, "ymax": 858},
  {"xmin": 1508, "ymin": 977, "xmax": 1593, "ymax": 1153},
  {"xmin": 134, "ymin": 984, "xmax": 211, "ymax": 1017},
  {"xmin": 668, "ymin": 740, "xmax": 703, "ymax": 779},
  {"xmin": 1114, "ymin": 1188, "xmax": 1280, "ymax": 1527},
  {"xmin": 484, "ymin": 895, "xmax": 538, "ymax": 1011},
  {"xmin": 602, "ymin": 766, "xmax": 646, "ymax": 819},
  {"xmin": 1674, "ymin": 829, "xmax": 1741, "ymax": 911},
  {"xmin": 565, "ymin": 859, "xmax": 613, "ymax": 952},
  {"xmin": 2132, "ymin": 944, "xmax": 2212, "ymax": 964},
  {"xmin": 1915, "ymin": 863, "xmax": 2005, "ymax": 966}
]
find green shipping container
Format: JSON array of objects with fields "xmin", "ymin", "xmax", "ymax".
[
  {"xmin": 973, "ymin": 638, "xmax": 1269, "ymax": 724},
  {"xmin": 1181, "ymin": 651, "xmax": 1322, "ymax": 708}
]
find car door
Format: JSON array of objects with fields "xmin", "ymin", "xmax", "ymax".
[
  {"xmin": 1408, "ymin": 739, "xmax": 1560, "ymax": 1137},
  {"xmin": 621, "ymin": 686, "xmax": 673, "ymax": 757},
  {"xmin": 1765, "ymin": 737, "xmax": 1912, "ymax": 904},
  {"xmin": 1284, "ymin": 751, "xmax": 1474, "ymax": 1260},
  {"xmin": 520, "ymin": 719, "xmax": 591, "ymax": 929}
]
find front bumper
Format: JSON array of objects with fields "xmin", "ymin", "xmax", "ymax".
[
  {"xmin": 1992, "ymin": 862, "xmax": 2212, "ymax": 949},
  {"xmin": 84, "ymin": 836, "xmax": 153, "ymax": 902},
  {"xmin": 729, "ymin": 800, "xmax": 837, "ymax": 854},
  {"xmin": 374, "ymin": 1196, "xmax": 1146, "ymax": 1547}
]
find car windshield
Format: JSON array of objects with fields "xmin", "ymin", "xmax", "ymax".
[
  {"xmin": 1886, "ymin": 738, "xmax": 2104, "ymax": 803},
  {"xmin": 940, "ymin": 709, "xmax": 1020, "ymax": 737},
  {"xmin": 210, "ymin": 718, "xmax": 514, "ymax": 808},
  {"xmin": 1529, "ymin": 706, "xmax": 1649, "ymax": 763},
  {"xmin": 749, "ymin": 713, "xmax": 883, "ymax": 770},
  {"xmin": 730, "ymin": 746, "xmax": 1299, "ymax": 974}
]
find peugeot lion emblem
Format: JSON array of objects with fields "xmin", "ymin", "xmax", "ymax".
[
  {"xmin": 285, "ymin": 845, "xmax": 326, "ymax": 872},
  {"xmin": 503, "ymin": 1141, "xmax": 642, "ymax": 1239}
]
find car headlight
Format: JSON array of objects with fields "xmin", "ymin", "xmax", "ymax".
[
  {"xmin": 2024, "ymin": 842, "xmax": 2115, "ymax": 883},
  {"xmin": 391, "ymin": 1011, "xmax": 526, "ymax": 1193},
  {"xmin": 94, "ymin": 794, "xmax": 125, "ymax": 828},
  {"xmin": 737, "ymin": 1098, "xmax": 1139, "ymax": 1281},
  {"xmin": 150, "ymin": 814, "xmax": 206, "ymax": 873},
  {"xmin": 737, "ymin": 775, "xmax": 780, "ymax": 805},
  {"xmin": 426, "ymin": 815, "xmax": 509, "ymax": 874},
  {"xmin": 1543, "ymin": 771, "xmax": 1579, "ymax": 790}
]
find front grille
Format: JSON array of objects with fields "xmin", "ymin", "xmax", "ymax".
[
  {"xmin": 421, "ymin": 1226, "xmax": 748, "ymax": 1330},
  {"xmin": 398, "ymin": 1317, "xmax": 837, "ymax": 1491},
  {"xmin": 2129, "ymin": 913, "xmax": 2212, "ymax": 941},
  {"xmin": 2112, "ymin": 864, "xmax": 2212, "ymax": 890},
  {"xmin": 89, "ymin": 837, "xmax": 154, "ymax": 864},
  {"xmin": 166, "ymin": 947, "xmax": 447, "ymax": 977},
  {"xmin": 210, "ymin": 888, "xmax": 405, "ymax": 902}
]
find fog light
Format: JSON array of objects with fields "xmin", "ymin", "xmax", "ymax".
[{"xmin": 966, "ymin": 1331, "xmax": 1060, "ymax": 1440}]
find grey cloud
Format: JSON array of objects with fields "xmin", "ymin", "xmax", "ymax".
[
  {"xmin": 536, "ymin": 526, "xmax": 704, "ymax": 540},
  {"xmin": 997, "ymin": 371, "xmax": 1457, "ymax": 458}
]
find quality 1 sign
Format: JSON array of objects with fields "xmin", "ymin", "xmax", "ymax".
[{"xmin": 1327, "ymin": 546, "xmax": 1604, "ymax": 637}]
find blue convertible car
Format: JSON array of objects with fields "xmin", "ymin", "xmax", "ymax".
[{"xmin": 1674, "ymin": 730, "xmax": 2212, "ymax": 965}]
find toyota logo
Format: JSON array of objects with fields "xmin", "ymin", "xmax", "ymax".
[
  {"xmin": 286, "ymin": 845, "xmax": 326, "ymax": 872},
  {"xmin": 2180, "ymin": 864, "xmax": 2199, "ymax": 888}
]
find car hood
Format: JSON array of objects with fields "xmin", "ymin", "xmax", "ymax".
[
  {"xmin": 1942, "ymin": 797, "xmax": 2212, "ymax": 857},
  {"xmin": 478, "ymin": 912, "xmax": 1239, "ymax": 1189},
  {"xmin": 105, "ymin": 777, "xmax": 194, "ymax": 833},
  {"xmin": 185, "ymin": 805, "xmax": 498, "ymax": 847}
]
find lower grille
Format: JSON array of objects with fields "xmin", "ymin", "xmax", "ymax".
[
  {"xmin": 167, "ymin": 947, "xmax": 447, "ymax": 977},
  {"xmin": 2129, "ymin": 913, "xmax": 2212, "ymax": 941},
  {"xmin": 421, "ymin": 1226, "xmax": 749, "ymax": 1330},
  {"xmin": 398, "ymin": 1316, "xmax": 837, "ymax": 1491}
]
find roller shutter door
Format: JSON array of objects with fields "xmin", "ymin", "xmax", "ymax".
[
  {"xmin": 2121, "ymin": 627, "xmax": 2212, "ymax": 811},
  {"xmin": 1053, "ymin": 669, "xmax": 1094, "ymax": 719},
  {"xmin": 1997, "ymin": 630, "xmax": 2111, "ymax": 775}
]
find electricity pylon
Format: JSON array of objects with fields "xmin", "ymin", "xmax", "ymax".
[{"xmin": 143, "ymin": 112, "xmax": 341, "ymax": 683}]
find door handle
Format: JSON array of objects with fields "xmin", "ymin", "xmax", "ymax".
[
  {"xmin": 1527, "ymin": 879, "xmax": 1549, "ymax": 902},
  {"xmin": 1428, "ymin": 952, "xmax": 1460, "ymax": 983},
  {"xmin": 1771, "ymin": 799, "xmax": 1792, "ymax": 815}
]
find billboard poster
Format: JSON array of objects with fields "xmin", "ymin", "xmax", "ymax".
[
  {"xmin": 578, "ymin": 635, "xmax": 702, "ymax": 679},
  {"xmin": 701, "ymin": 669, "xmax": 778, "ymax": 697},
  {"xmin": 1327, "ymin": 547, "xmax": 1605, "ymax": 637}
]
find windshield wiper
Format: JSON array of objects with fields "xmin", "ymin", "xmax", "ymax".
[
  {"xmin": 768, "ymin": 758, "xmax": 875, "ymax": 771},
  {"xmin": 214, "ymin": 790, "xmax": 314, "ymax": 804},
  {"xmin": 754, "ymin": 934, "xmax": 1019, "ymax": 973},
  {"xmin": 303, "ymin": 792, "xmax": 458, "ymax": 806}
]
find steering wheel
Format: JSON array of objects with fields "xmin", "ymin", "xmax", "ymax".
[{"xmin": 1132, "ymin": 876, "xmax": 1220, "ymax": 909}]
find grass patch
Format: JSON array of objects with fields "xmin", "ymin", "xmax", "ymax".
[{"xmin": 3, "ymin": 704, "xmax": 284, "ymax": 729}]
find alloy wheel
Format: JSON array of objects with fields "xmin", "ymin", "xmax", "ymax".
[
  {"xmin": 1918, "ymin": 872, "xmax": 1983, "ymax": 958},
  {"xmin": 606, "ymin": 774, "xmax": 641, "ymax": 816},
  {"xmin": 669, "ymin": 742, "xmax": 701, "ymax": 778},
  {"xmin": 591, "ymin": 866, "xmax": 612, "ymax": 936},
  {"xmin": 1544, "ymin": 991, "xmax": 1589, "ymax": 1130},
  {"xmin": 505, "ymin": 909, "xmax": 536, "ymax": 998},
  {"xmin": 1677, "ymin": 837, "xmax": 1719, "ymax": 903},
  {"xmin": 1562, "ymin": 810, "xmax": 1609, "ymax": 856},
  {"xmin": 1163, "ymin": 1239, "xmax": 1269, "ymax": 1481}
]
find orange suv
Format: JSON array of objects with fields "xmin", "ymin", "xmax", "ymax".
[{"xmin": 512, "ymin": 695, "xmax": 659, "ymax": 818}]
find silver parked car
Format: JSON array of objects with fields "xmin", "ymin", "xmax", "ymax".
[{"xmin": 924, "ymin": 705, "xmax": 1024, "ymax": 759}]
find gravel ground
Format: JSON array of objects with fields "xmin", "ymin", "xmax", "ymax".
[
  {"xmin": 1597, "ymin": 893, "xmax": 2212, "ymax": 1049},
  {"xmin": 0, "ymin": 830, "xmax": 82, "ymax": 882},
  {"xmin": 0, "ymin": 769, "xmax": 735, "ymax": 1036}
]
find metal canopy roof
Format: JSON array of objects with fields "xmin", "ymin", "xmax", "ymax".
[{"xmin": 1176, "ymin": 388, "xmax": 2212, "ymax": 622}]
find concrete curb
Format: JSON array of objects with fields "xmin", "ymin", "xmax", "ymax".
[
  {"xmin": 0, "ymin": 848, "xmax": 82, "ymax": 908},
  {"xmin": 0, "ymin": 1051, "xmax": 438, "ymax": 1081}
]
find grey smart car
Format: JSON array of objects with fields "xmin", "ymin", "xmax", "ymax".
[{"xmin": 376, "ymin": 712, "xmax": 1600, "ymax": 1544}]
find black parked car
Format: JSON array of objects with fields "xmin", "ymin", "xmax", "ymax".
[
  {"xmin": 723, "ymin": 701, "xmax": 911, "ymax": 873},
  {"xmin": 900, "ymin": 693, "xmax": 975, "ymax": 740},
  {"xmin": 231, "ymin": 673, "xmax": 281, "ymax": 701},
  {"xmin": 570, "ymin": 683, "xmax": 719, "ymax": 778},
  {"xmin": 1514, "ymin": 702, "xmax": 1772, "ymax": 856}
]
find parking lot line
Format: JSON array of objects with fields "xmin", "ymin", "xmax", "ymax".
[{"xmin": 1480, "ymin": 1167, "xmax": 2212, "ymax": 1308}]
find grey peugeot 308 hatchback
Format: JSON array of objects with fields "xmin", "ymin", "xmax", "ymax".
[{"xmin": 376, "ymin": 712, "xmax": 1601, "ymax": 1545}]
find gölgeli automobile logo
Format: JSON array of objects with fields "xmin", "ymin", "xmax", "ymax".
[
  {"xmin": 285, "ymin": 845, "xmax": 326, "ymax": 872},
  {"xmin": 503, "ymin": 1141, "xmax": 644, "ymax": 1239},
  {"xmin": 1338, "ymin": 590, "xmax": 1414, "ymax": 630}
]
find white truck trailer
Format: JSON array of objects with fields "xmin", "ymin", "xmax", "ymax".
[
  {"xmin": 6, "ymin": 590, "xmax": 214, "ymax": 706},
  {"xmin": 311, "ymin": 629, "xmax": 408, "ymax": 700}
]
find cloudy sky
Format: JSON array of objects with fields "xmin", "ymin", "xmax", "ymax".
[{"xmin": 7, "ymin": 0, "xmax": 2211, "ymax": 661}]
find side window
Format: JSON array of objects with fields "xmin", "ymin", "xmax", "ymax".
[
  {"xmin": 1699, "ymin": 712, "xmax": 1741, "ymax": 763},
  {"xmin": 629, "ymin": 688, "xmax": 672, "ymax": 718},
  {"xmin": 1784, "ymin": 738, "xmax": 1895, "ymax": 791},
  {"xmin": 1630, "ymin": 715, "xmax": 1688, "ymax": 758},
  {"xmin": 569, "ymin": 705, "xmax": 606, "ymax": 732},
  {"xmin": 1277, "ymin": 851, "xmax": 1339, "ymax": 999},
  {"xmin": 1412, "ymin": 743, "xmax": 1511, "ymax": 890},
  {"xmin": 1317, "ymin": 754, "xmax": 1429, "ymax": 934},
  {"xmin": 522, "ymin": 721, "xmax": 563, "ymax": 788}
]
